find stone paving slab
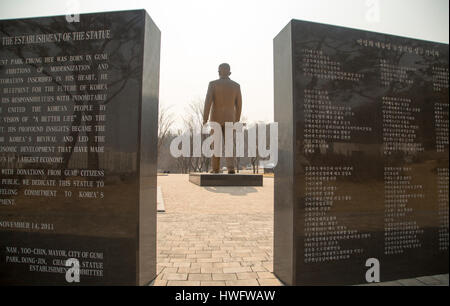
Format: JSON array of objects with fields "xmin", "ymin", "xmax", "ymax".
[{"xmin": 151, "ymin": 174, "xmax": 449, "ymax": 287}]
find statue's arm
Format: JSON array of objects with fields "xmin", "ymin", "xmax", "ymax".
[
  {"xmin": 203, "ymin": 82, "xmax": 214, "ymax": 124},
  {"xmin": 235, "ymin": 85, "xmax": 242, "ymax": 122}
]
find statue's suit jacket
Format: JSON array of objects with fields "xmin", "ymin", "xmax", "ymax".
[{"xmin": 203, "ymin": 77, "xmax": 242, "ymax": 125}]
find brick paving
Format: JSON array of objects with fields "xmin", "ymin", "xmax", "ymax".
[
  {"xmin": 153, "ymin": 174, "xmax": 277, "ymax": 286},
  {"xmin": 152, "ymin": 174, "xmax": 448, "ymax": 287}
]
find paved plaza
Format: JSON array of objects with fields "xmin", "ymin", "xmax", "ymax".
[{"xmin": 152, "ymin": 174, "xmax": 449, "ymax": 286}]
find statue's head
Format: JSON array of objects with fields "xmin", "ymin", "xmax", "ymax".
[{"xmin": 218, "ymin": 63, "xmax": 231, "ymax": 78}]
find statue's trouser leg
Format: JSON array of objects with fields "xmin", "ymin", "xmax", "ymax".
[
  {"xmin": 226, "ymin": 157, "xmax": 235, "ymax": 171},
  {"xmin": 211, "ymin": 155, "xmax": 220, "ymax": 173},
  {"xmin": 210, "ymin": 125, "xmax": 221, "ymax": 173},
  {"xmin": 210, "ymin": 124, "xmax": 235, "ymax": 172},
  {"xmin": 223, "ymin": 124, "xmax": 235, "ymax": 171}
]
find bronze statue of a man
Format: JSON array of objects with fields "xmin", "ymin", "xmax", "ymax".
[{"xmin": 203, "ymin": 63, "xmax": 242, "ymax": 174}]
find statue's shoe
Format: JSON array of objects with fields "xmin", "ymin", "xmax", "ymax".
[{"xmin": 228, "ymin": 170, "xmax": 236, "ymax": 174}]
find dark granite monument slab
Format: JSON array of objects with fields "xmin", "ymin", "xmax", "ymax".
[
  {"xmin": 189, "ymin": 173, "xmax": 263, "ymax": 186},
  {"xmin": 274, "ymin": 19, "xmax": 449, "ymax": 285},
  {"xmin": 0, "ymin": 10, "xmax": 160, "ymax": 285}
]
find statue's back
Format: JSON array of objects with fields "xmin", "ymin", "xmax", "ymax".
[{"xmin": 209, "ymin": 78, "xmax": 241, "ymax": 124}]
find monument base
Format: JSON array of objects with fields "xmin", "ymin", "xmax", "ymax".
[{"xmin": 189, "ymin": 173, "xmax": 263, "ymax": 186}]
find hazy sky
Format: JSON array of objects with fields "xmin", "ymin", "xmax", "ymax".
[{"xmin": 0, "ymin": 0, "xmax": 448, "ymax": 128}]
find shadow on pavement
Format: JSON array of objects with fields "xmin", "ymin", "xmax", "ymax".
[{"xmin": 204, "ymin": 186, "xmax": 258, "ymax": 196}]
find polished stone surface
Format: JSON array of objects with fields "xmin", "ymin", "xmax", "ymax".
[
  {"xmin": 0, "ymin": 10, "xmax": 160, "ymax": 285},
  {"xmin": 274, "ymin": 19, "xmax": 449, "ymax": 285},
  {"xmin": 189, "ymin": 173, "xmax": 263, "ymax": 186}
]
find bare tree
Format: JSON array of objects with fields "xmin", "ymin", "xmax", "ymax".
[
  {"xmin": 182, "ymin": 98, "xmax": 210, "ymax": 173},
  {"xmin": 158, "ymin": 105, "xmax": 175, "ymax": 157},
  {"xmin": 250, "ymin": 122, "xmax": 261, "ymax": 174},
  {"xmin": 235, "ymin": 115, "xmax": 248, "ymax": 173},
  {"xmin": 250, "ymin": 153, "xmax": 259, "ymax": 174},
  {"xmin": 174, "ymin": 128, "xmax": 191, "ymax": 174}
]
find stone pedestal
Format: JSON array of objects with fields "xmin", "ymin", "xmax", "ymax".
[{"xmin": 189, "ymin": 173, "xmax": 263, "ymax": 186}]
